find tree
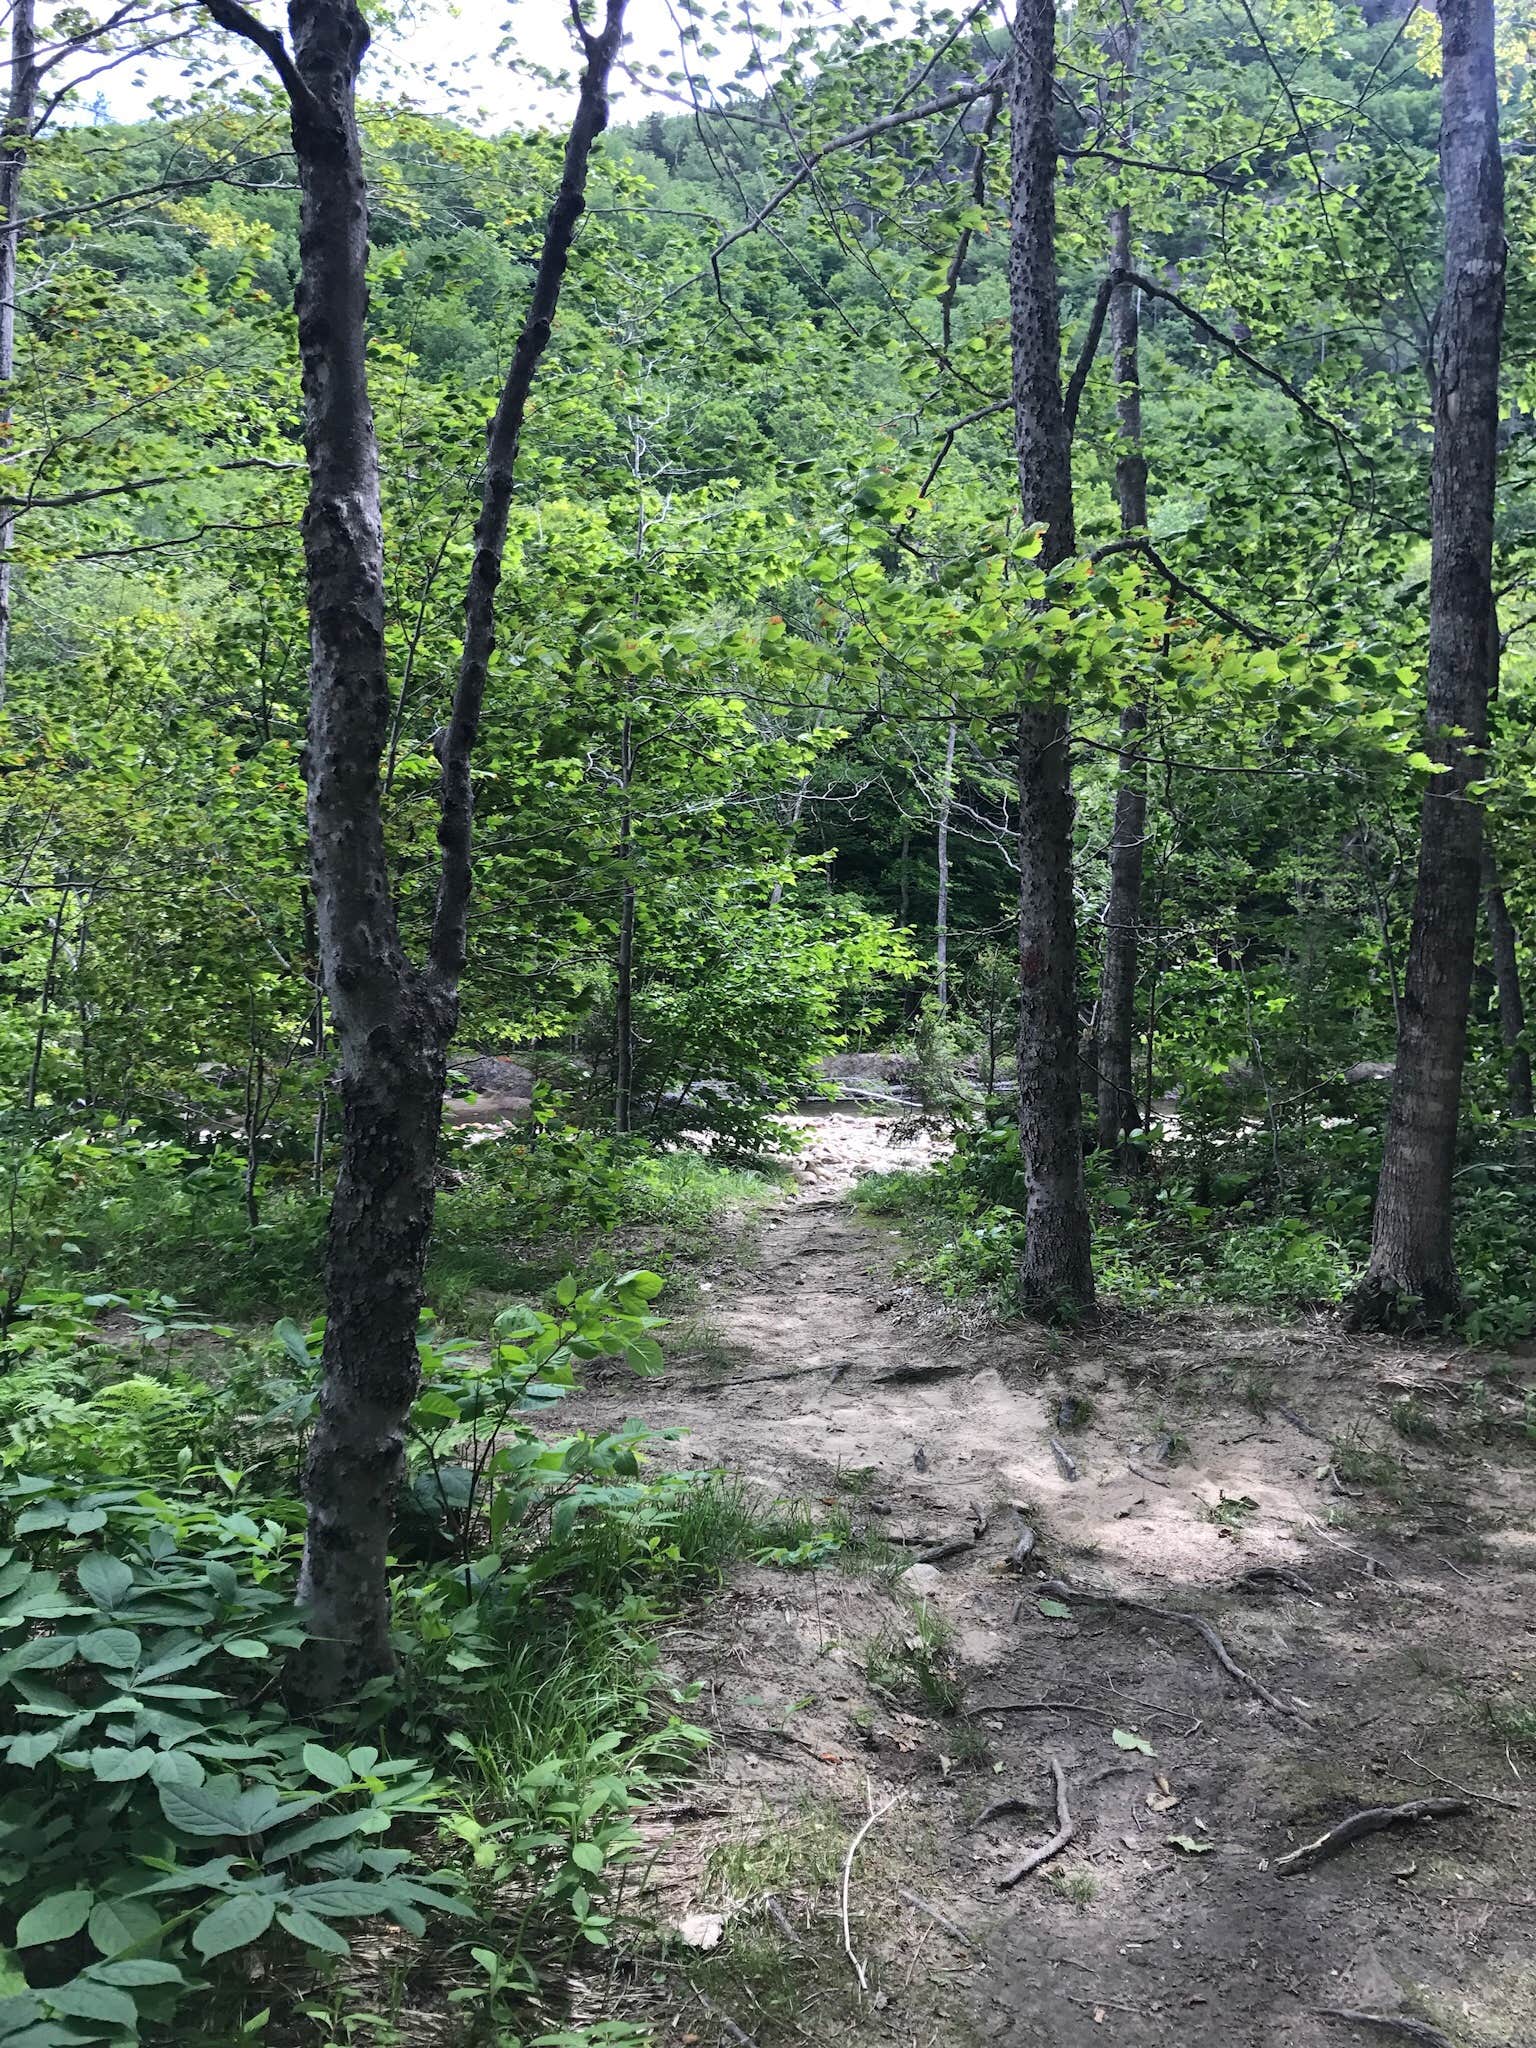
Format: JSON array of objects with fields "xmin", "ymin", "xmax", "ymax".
[
  {"xmin": 1350, "ymin": 0, "xmax": 1505, "ymax": 1327},
  {"xmin": 1093, "ymin": 206, "xmax": 1148, "ymax": 1165},
  {"xmin": 202, "ymin": 0, "xmax": 627, "ymax": 1697},
  {"xmin": 1007, "ymin": 0, "xmax": 1095, "ymax": 1314}
]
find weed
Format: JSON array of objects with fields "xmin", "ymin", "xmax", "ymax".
[
  {"xmin": 1487, "ymin": 1692, "xmax": 1536, "ymax": 1750},
  {"xmin": 1390, "ymin": 1393, "xmax": 1442, "ymax": 1441},
  {"xmin": 1045, "ymin": 1867, "xmax": 1099, "ymax": 1906},
  {"xmin": 1241, "ymin": 1368, "xmax": 1276, "ymax": 1416},
  {"xmin": 832, "ymin": 1462, "xmax": 882, "ymax": 1497},
  {"xmin": 866, "ymin": 1598, "xmax": 963, "ymax": 1717},
  {"xmin": 1331, "ymin": 1427, "xmax": 1409, "ymax": 1496},
  {"xmin": 705, "ymin": 1800, "xmax": 848, "ymax": 1901},
  {"xmin": 1202, "ymin": 1492, "xmax": 1259, "ymax": 1529}
]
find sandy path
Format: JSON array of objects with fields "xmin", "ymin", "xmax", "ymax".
[{"xmin": 572, "ymin": 1114, "xmax": 1536, "ymax": 2048}]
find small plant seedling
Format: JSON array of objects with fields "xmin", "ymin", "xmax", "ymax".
[{"xmin": 1202, "ymin": 1492, "xmax": 1259, "ymax": 1529}]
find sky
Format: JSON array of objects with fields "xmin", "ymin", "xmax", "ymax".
[{"xmin": 90, "ymin": 0, "xmax": 849, "ymax": 132}]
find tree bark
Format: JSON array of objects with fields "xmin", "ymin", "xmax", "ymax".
[
  {"xmin": 0, "ymin": 0, "xmax": 37, "ymax": 705},
  {"xmin": 1483, "ymin": 844, "xmax": 1533, "ymax": 1121},
  {"xmin": 935, "ymin": 717, "xmax": 956, "ymax": 1009},
  {"xmin": 204, "ymin": 0, "xmax": 626, "ymax": 1697},
  {"xmin": 1351, "ymin": 0, "xmax": 1504, "ymax": 1329},
  {"xmin": 1095, "ymin": 200, "xmax": 1148, "ymax": 1161},
  {"xmin": 1008, "ymin": 0, "xmax": 1094, "ymax": 1315}
]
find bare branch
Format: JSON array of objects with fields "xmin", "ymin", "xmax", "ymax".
[
  {"xmin": 429, "ymin": 0, "xmax": 628, "ymax": 981},
  {"xmin": 201, "ymin": 0, "xmax": 314, "ymax": 111},
  {"xmin": 686, "ymin": 71, "xmax": 1004, "ymax": 296},
  {"xmin": 1062, "ymin": 272, "xmax": 1115, "ymax": 438}
]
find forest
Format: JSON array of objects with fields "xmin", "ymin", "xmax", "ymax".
[{"xmin": 0, "ymin": 0, "xmax": 1531, "ymax": 2042}]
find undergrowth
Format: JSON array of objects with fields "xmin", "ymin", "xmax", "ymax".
[
  {"xmin": 854, "ymin": 1116, "xmax": 1536, "ymax": 1344},
  {"xmin": 0, "ymin": 1131, "xmax": 833, "ymax": 2048}
]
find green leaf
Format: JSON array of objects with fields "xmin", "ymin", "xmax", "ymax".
[
  {"xmin": 1037, "ymin": 1597, "xmax": 1072, "ymax": 1619},
  {"xmin": 158, "ymin": 1775, "xmax": 284, "ymax": 1837},
  {"xmin": 76, "ymin": 1628, "xmax": 141, "ymax": 1668},
  {"xmin": 76, "ymin": 1555, "xmax": 134, "ymax": 1613},
  {"xmin": 16, "ymin": 1893, "xmax": 93, "ymax": 1949},
  {"xmin": 570, "ymin": 1841, "xmax": 604, "ymax": 1874},
  {"xmin": 84, "ymin": 1961, "xmax": 181, "ymax": 1989},
  {"xmin": 219, "ymin": 1639, "xmax": 270, "ymax": 1660},
  {"xmin": 276, "ymin": 1908, "xmax": 350, "ymax": 1957},
  {"xmin": 6, "ymin": 1733, "xmax": 59, "ymax": 1769},
  {"xmin": 193, "ymin": 1894, "xmax": 276, "ymax": 1959},
  {"xmin": 87, "ymin": 1898, "xmax": 164, "ymax": 1959},
  {"xmin": 273, "ymin": 1318, "xmax": 314, "ymax": 1369},
  {"xmin": 301, "ymin": 1742, "xmax": 354, "ymax": 1790},
  {"xmin": 86, "ymin": 1746, "xmax": 155, "ymax": 1782},
  {"xmin": 43, "ymin": 1977, "xmax": 139, "ymax": 2028},
  {"xmin": 288, "ymin": 1880, "xmax": 394, "ymax": 1918},
  {"xmin": 1111, "ymin": 1728, "xmax": 1154, "ymax": 1754},
  {"xmin": 1166, "ymin": 1833, "xmax": 1213, "ymax": 1855}
]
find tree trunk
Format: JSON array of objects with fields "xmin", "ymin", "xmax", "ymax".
[
  {"xmin": 1096, "ymin": 201, "xmax": 1148, "ymax": 1161},
  {"xmin": 1350, "ymin": 0, "xmax": 1504, "ymax": 1329},
  {"xmin": 615, "ymin": 836, "xmax": 635, "ymax": 1132},
  {"xmin": 205, "ymin": 0, "xmax": 625, "ymax": 1697},
  {"xmin": 1008, "ymin": 0, "xmax": 1094, "ymax": 1315},
  {"xmin": 1483, "ymin": 844, "xmax": 1533, "ymax": 1120},
  {"xmin": 0, "ymin": 0, "xmax": 37, "ymax": 705},
  {"xmin": 935, "ymin": 718, "xmax": 956, "ymax": 1009}
]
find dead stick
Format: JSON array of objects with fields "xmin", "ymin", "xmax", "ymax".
[
  {"xmin": 1037, "ymin": 1577, "xmax": 1307, "ymax": 1721},
  {"xmin": 967, "ymin": 1696, "xmax": 1199, "ymax": 1737},
  {"xmin": 842, "ymin": 1788, "xmax": 900, "ymax": 1991},
  {"xmin": 897, "ymin": 1886, "xmax": 977, "ymax": 1949},
  {"xmin": 1401, "ymin": 1751, "xmax": 1527, "ymax": 1813},
  {"xmin": 694, "ymin": 1987, "xmax": 760, "ymax": 2047},
  {"xmin": 1314, "ymin": 2009, "xmax": 1456, "ymax": 2048},
  {"xmin": 998, "ymin": 1756, "xmax": 1074, "ymax": 1890},
  {"xmin": 975, "ymin": 1794, "xmax": 1036, "ymax": 1827},
  {"xmin": 1273, "ymin": 1798, "xmax": 1469, "ymax": 1877}
]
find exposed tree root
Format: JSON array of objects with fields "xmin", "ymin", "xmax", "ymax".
[
  {"xmin": 997, "ymin": 1756, "xmax": 1074, "ymax": 1891},
  {"xmin": 1036, "ymin": 1577, "xmax": 1309, "ymax": 1720},
  {"xmin": 1273, "ymin": 1798, "xmax": 1469, "ymax": 1877},
  {"xmin": 1315, "ymin": 2008, "xmax": 1456, "ymax": 2048}
]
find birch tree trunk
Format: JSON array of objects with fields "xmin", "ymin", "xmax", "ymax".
[
  {"xmin": 204, "ymin": 0, "xmax": 626, "ymax": 1697},
  {"xmin": 1008, "ymin": 0, "xmax": 1094, "ymax": 1314},
  {"xmin": 1350, "ymin": 0, "xmax": 1504, "ymax": 1328},
  {"xmin": 1095, "ymin": 200, "xmax": 1148, "ymax": 1161}
]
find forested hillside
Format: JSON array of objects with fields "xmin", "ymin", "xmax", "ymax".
[{"xmin": 0, "ymin": 1, "xmax": 1532, "ymax": 2044}]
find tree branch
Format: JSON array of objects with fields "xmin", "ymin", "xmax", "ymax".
[
  {"xmin": 1090, "ymin": 534, "xmax": 1280, "ymax": 645},
  {"xmin": 1119, "ymin": 267, "xmax": 1358, "ymax": 478},
  {"xmin": 1062, "ymin": 272, "xmax": 1115, "ymax": 438},
  {"xmin": 201, "ymin": 0, "xmax": 315, "ymax": 112},
  {"xmin": 1, "ymin": 456, "xmax": 300, "ymax": 515},
  {"xmin": 688, "ymin": 70, "xmax": 1005, "ymax": 299},
  {"xmin": 429, "ymin": 0, "xmax": 627, "ymax": 981}
]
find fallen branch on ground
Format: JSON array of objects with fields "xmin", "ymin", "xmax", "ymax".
[
  {"xmin": 918, "ymin": 1533, "xmax": 976, "ymax": 1564},
  {"xmin": 966, "ymin": 1696, "xmax": 1201, "ymax": 1739},
  {"xmin": 1273, "ymin": 1798, "xmax": 1469, "ymax": 1877},
  {"xmin": 998, "ymin": 1756, "xmax": 1074, "ymax": 1890},
  {"xmin": 975, "ymin": 1794, "xmax": 1037, "ymax": 1827},
  {"xmin": 842, "ymin": 1787, "xmax": 901, "ymax": 1991},
  {"xmin": 693, "ymin": 1987, "xmax": 760, "ymax": 2047},
  {"xmin": 1314, "ymin": 2009, "xmax": 1456, "ymax": 2048},
  {"xmin": 1402, "ymin": 1752, "xmax": 1527, "ymax": 1813},
  {"xmin": 1037, "ymin": 1577, "xmax": 1308, "ymax": 1721},
  {"xmin": 1236, "ymin": 1565, "xmax": 1318, "ymax": 1597},
  {"xmin": 897, "ymin": 1886, "xmax": 977, "ymax": 1948}
]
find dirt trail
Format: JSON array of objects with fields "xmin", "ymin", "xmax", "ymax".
[{"xmin": 573, "ymin": 1113, "xmax": 1536, "ymax": 2048}]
